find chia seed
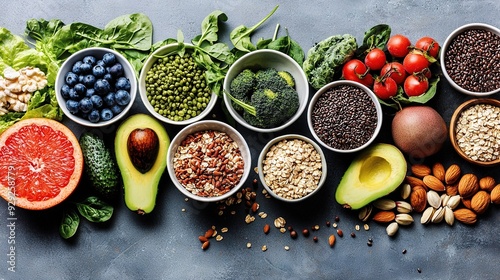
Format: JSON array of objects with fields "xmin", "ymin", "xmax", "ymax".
[
  {"xmin": 311, "ymin": 84, "xmax": 378, "ymax": 150},
  {"xmin": 444, "ymin": 28, "xmax": 500, "ymax": 93}
]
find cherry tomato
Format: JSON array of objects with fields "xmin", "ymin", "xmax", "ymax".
[
  {"xmin": 415, "ymin": 36, "xmax": 440, "ymax": 58},
  {"xmin": 403, "ymin": 52, "xmax": 429, "ymax": 74},
  {"xmin": 364, "ymin": 48, "xmax": 386, "ymax": 70},
  {"xmin": 380, "ymin": 62, "xmax": 407, "ymax": 85},
  {"xmin": 342, "ymin": 59, "xmax": 374, "ymax": 87},
  {"xmin": 387, "ymin": 34, "xmax": 411, "ymax": 58},
  {"xmin": 373, "ymin": 77, "xmax": 398, "ymax": 100},
  {"xmin": 404, "ymin": 74, "xmax": 429, "ymax": 97}
]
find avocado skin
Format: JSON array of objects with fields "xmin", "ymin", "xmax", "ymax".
[
  {"xmin": 335, "ymin": 143, "xmax": 407, "ymax": 210},
  {"xmin": 115, "ymin": 114, "xmax": 170, "ymax": 214}
]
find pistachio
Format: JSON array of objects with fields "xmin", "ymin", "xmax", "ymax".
[
  {"xmin": 395, "ymin": 213, "xmax": 414, "ymax": 225},
  {"xmin": 400, "ymin": 183, "xmax": 411, "ymax": 200},
  {"xmin": 441, "ymin": 194, "xmax": 450, "ymax": 208},
  {"xmin": 444, "ymin": 206, "xmax": 455, "ymax": 226},
  {"xmin": 386, "ymin": 222, "xmax": 399, "ymax": 237},
  {"xmin": 427, "ymin": 190, "xmax": 441, "ymax": 209},
  {"xmin": 420, "ymin": 207, "xmax": 435, "ymax": 224},
  {"xmin": 358, "ymin": 205, "xmax": 373, "ymax": 222},
  {"xmin": 431, "ymin": 207, "xmax": 445, "ymax": 223},
  {"xmin": 396, "ymin": 201, "xmax": 413, "ymax": 214},
  {"xmin": 373, "ymin": 198, "xmax": 396, "ymax": 210},
  {"xmin": 446, "ymin": 195, "xmax": 461, "ymax": 210}
]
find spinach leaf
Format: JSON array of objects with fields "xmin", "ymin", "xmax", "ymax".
[
  {"xmin": 230, "ymin": 5, "xmax": 279, "ymax": 53},
  {"xmin": 102, "ymin": 13, "xmax": 153, "ymax": 51},
  {"xmin": 192, "ymin": 10, "xmax": 227, "ymax": 46},
  {"xmin": 357, "ymin": 24, "xmax": 391, "ymax": 57},
  {"xmin": 76, "ymin": 196, "xmax": 113, "ymax": 223},
  {"xmin": 379, "ymin": 76, "xmax": 440, "ymax": 110},
  {"xmin": 264, "ymin": 27, "xmax": 304, "ymax": 66},
  {"xmin": 59, "ymin": 208, "xmax": 80, "ymax": 239}
]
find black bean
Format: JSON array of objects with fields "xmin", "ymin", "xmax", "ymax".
[
  {"xmin": 311, "ymin": 84, "xmax": 378, "ymax": 150},
  {"xmin": 444, "ymin": 28, "xmax": 500, "ymax": 93}
]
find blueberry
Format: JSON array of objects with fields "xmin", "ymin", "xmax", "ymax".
[
  {"xmin": 65, "ymin": 72, "xmax": 78, "ymax": 86},
  {"xmin": 100, "ymin": 108, "xmax": 114, "ymax": 121},
  {"xmin": 83, "ymin": 74, "xmax": 96, "ymax": 88},
  {"xmin": 109, "ymin": 63, "xmax": 124, "ymax": 77},
  {"xmin": 88, "ymin": 109, "xmax": 100, "ymax": 123},
  {"xmin": 78, "ymin": 97, "xmax": 93, "ymax": 113},
  {"xmin": 72, "ymin": 61, "xmax": 83, "ymax": 74},
  {"xmin": 73, "ymin": 83, "xmax": 87, "ymax": 96},
  {"xmin": 78, "ymin": 75, "xmax": 85, "ymax": 83},
  {"xmin": 110, "ymin": 104, "xmax": 124, "ymax": 115},
  {"xmin": 115, "ymin": 77, "xmax": 131, "ymax": 91},
  {"xmin": 94, "ymin": 79, "xmax": 111, "ymax": 95},
  {"xmin": 92, "ymin": 65, "xmax": 106, "ymax": 78},
  {"xmin": 66, "ymin": 99, "xmax": 79, "ymax": 114},
  {"xmin": 82, "ymin": 55, "xmax": 97, "ymax": 66},
  {"xmin": 69, "ymin": 88, "xmax": 82, "ymax": 100},
  {"xmin": 102, "ymin": 53, "xmax": 116, "ymax": 66},
  {"xmin": 96, "ymin": 60, "xmax": 106, "ymax": 67},
  {"xmin": 79, "ymin": 62, "xmax": 92, "ymax": 74},
  {"xmin": 103, "ymin": 92, "xmax": 116, "ymax": 106},
  {"xmin": 103, "ymin": 73, "xmax": 113, "ymax": 83},
  {"xmin": 60, "ymin": 84, "xmax": 71, "ymax": 99},
  {"xmin": 115, "ymin": 90, "xmax": 131, "ymax": 106},
  {"xmin": 90, "ymin": 94, "xmax": 103, "ymax": 108},
  {"xmin": 86, "ymin": 88, "xmax": 96, "ymax": 98}
]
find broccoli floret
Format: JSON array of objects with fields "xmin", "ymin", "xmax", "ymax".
[
  {"xmin": 255, "ymin": 68, "xmax": 289, "ymax": 91},
  {"xmin": 230, "ymin": 69, "xmax": 256, "ymax": 111},
  {"xmin": 278, "ymin": 71, "xmax": 295, "ymax": 88}
]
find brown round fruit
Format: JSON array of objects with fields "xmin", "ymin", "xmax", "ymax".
[
  {"xmin": 0, "ymin": 118, "xmax": 83, "ymax": 210},
  {"xmin": 391, "ymin": 106, "xmax": 447, "ymax": 159}
]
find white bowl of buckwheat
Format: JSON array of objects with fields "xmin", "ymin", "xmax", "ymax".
[{"xmin": 258, "ymin": 134, "xmax": 327, "ymax": 202}]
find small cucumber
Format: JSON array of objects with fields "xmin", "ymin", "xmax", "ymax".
[{"xmin": 79, "ymin": 132, "xmax": 120, "ymax": 199}]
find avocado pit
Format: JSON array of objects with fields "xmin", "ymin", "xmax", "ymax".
[{"xmin": 127, "ymin": 128, "xmax": 159, "ymax": 173}]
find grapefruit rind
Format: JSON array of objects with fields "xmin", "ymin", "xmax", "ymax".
[{"xmin": 0, "ymin": 118, "xmax": 83, "ymax": 210}]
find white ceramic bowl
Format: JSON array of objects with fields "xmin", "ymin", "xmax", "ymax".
[
  {"xmin": 139, "ymin": 43, "xmax": 218, "ymax": 126},
  {"xmin": 222, "ymin": 49, "xmax": 309, "ymax": 133},
  {"xmin": 258, "ymin": 134, "xmax": 327, "ymax": 202},
  {"xmin": 307, "ymin": 80, "xmax": 383, "ymax": 153},
  {"xmin": 440, "ymin": 23, "xmax": 500, "ymax": 96},
  {"xmin": 167, "ymin": 120, "xmax": 252, "ymax": 203},
  {"xmin": 55, "ymin": 47, "xmax": 137, "ymax": 127}
]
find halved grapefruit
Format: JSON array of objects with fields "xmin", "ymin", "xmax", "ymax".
[{"xmin": 0, "ymin": 118, "xmax": 83, "ymax": 210}]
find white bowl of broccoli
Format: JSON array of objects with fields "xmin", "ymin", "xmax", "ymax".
[{"xmin": 223, "ymin": 49, "xmax": 309, "ymax": 133}]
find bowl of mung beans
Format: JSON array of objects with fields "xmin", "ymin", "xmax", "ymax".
[
  {"xmin": 449, "ymin": 98, "xmax": 500, "ymax": 167},
  {"xmin": 166, "ymin": 120, "xmax": 252, "ymax": 203},
  {"xmin": 258, "ymin": 134, "xmax": 327, "ymax": 202},
  {"xmin": 139, "ymin": 43, "xmax": 217, "ymax": 125},
  {"xmin": 307, "ymin": 80, "xmax": 383, "ymax": 153},
  {"xmin": 440, "ymin": 23, "xmax": 500, "ymax": 96}
]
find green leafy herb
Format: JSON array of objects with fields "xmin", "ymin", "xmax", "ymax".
[
  {"xmin": 357, "ymin": 24, "xmax": 391, "ymax": 56},
  {"xmin": 257, "ymin": 24, "xmax": 305, "ymax": 66},
  {"xmin": 76, "ymin": 196, "xmax": 114, "ymax": 223},
  {"xmin": 379, "ymin": 76, "xmax": 440, "ymax": 110},
  {"xmin": 230, "ymin": 5, "xmax": 279, "ymax": 54},
  {"xmin": 59, "ymin": 208, "xmax": 80, "ymax": 239}
]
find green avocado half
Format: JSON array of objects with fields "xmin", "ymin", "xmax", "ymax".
[
  {"xmin": 115, "ymin": 114, "xmax": 170, "ymax": 214},
  {"xmin": 335, "ymin": 143, "xmax": 407, "ymax": 210}
]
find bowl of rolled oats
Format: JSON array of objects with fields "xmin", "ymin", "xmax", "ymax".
[
  {"xmin": 258, "ymin": 134, "xmax": 327, "ymax": 202},
  {"xmin": 167, "ymin": 120, "xmax": 252, "ymax": 202},
  {"xmin": 449, "ymin": 98, "xmax": 500, "ymax": 166}
]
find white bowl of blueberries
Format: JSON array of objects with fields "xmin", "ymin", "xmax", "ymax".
[{"xmin": 55, "ymin": 47, "xmax": 137, "ymax": 127}]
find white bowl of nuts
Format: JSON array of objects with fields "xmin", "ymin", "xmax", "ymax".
[
  {"xmin": 258, "ymin": 134, "xmax": 327, "ymax": 202},
  {"xmin": 449, "ymin": 98, "xmax": 500, "ymax": 166},
  {"xmin": 307, "ymin": 80, "xmax": 383, "ymax": 153},
  {"xmin": 167, "ymin": 120, "xmax": 252, "ymax": 202},
  {"xmin": 440, "ymin": 23, "xmax": 500, "ymax": 96}
]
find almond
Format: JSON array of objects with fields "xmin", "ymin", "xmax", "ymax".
[
  {"xmin": 490, "ymin": 184, "xmax": 500, "ymax": 204},
  {"xmin": 204, "ymin": 228, "xmax": 215, "ymax": 239},
  {"xmin": 423, "ymin": 175, "xmax": 446, "ymax": 192},
  {"xmin": 410, "ymin": 186, "xmax": 427, "ymax": 213},
  {"xmin": 479, "ymin": 176, "xmax": 496, "ymax": 192},
  {"xmin": 406, "ymin": 176, "xmax": 427, "ymax": 191},
  {"xmin": 453, "ymin": 208, "xmax": 477, "ymax": 225},
  {"xmin": 458, "ymin": 173, "xmax": 479, "ymax": 198},
  {"xmin": 461, "ymin": 198, "xmax": 472, "ymax": 209},
  {"xmin": 263, "ymin": 224, "xmax": 270, "ymax": 234},
  {"xmin": 432, "ymin": 162, "xmax": 445, "ymax": 182},
  {"xmin": 411, "ymin": 164, "xmax": 431, "ymax": 178},
  {"xmin": 445, "ymin": 164, "xmax": 461, "ymax": 185},
  {"xmin": 328, "ymin": 234, "xmax": 336, "ymax": 247},
  {"xmin": 372, "ymin": 211, "xmax": 396, "ymax": 223},
  {"xmin": 446, "ymin": 184, "xmax": 459, "ymax": 196},
  {"xmin": 471, "ymin": 191, "xmax": 490, "ymax": 214}
]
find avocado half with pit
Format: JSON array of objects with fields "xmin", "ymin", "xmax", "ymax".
[
  {"xmin": 115, "ymin": 114, "xmax": 170, "ymax": 214},
  {"xmin": 335, "ymin": 143, "xmax": 407, "ymax": 210}
]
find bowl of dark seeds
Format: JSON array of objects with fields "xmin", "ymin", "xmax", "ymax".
[
  {"xmin": 307, "ymin": 80, "xmax": 382, "ymax": 153},
  {"xmin": 441, "ymin": 23, "xmax": 500, "ymax": 96}
]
